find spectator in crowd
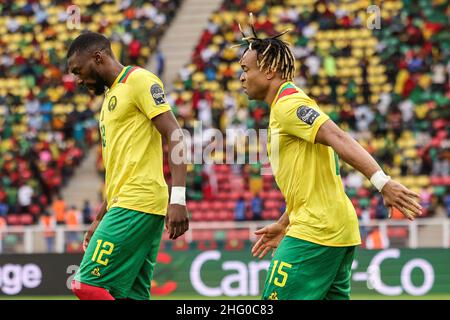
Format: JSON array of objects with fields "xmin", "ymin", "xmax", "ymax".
[
  {"xmin": 65, "ymin": 205, "xmax": 81, "ymax": 244},
  {"xmin": 1, "ymin": 0, "xmax": 448, "ymax": 230},
  {"xmin": 52, "ymin": 195, "xmax": 66, "ymax": 225},
  {"xmin": 40, "ymin": 211, "xmax": 56, "ymax": 252},
  {"xmin": 82, "ymin": 200, "xmax": 93, "ymax": 225},
  {"xmin": 420, "ymin": 186, "xmax": 433, "ymax": 212},
  {"xmin": 251, "ymin": 193, "xmax": 264, "ymax": 221},
  {"xmin": 0, "ymin": 199, "xmax": 9, "ymax": 219},
  {"xmin": 17, "ymin": 183, "xmax": 33, "ymax": 214},
  {"xmin": 249, "ymin": 163, "xmax": 263, "ymax": 195},
  {"xmin": 445, "ymin": 191, "xmax": 450, "ymax": 217},
  {"xmin": 234, "ymin": 196, "xmax": 246, "ymax": 221},
  {"xmin": 156, "ymin": 49, "xmax": 165, "ymax": 80},
  {"xmin": 0, "ymin": 0, "xmax": 182, "ymax": 228},
  {"xmin": 0, "ymin": 216, "xmax": 6, "ymax": 242},
  {"xmin": 365, "ymin": 229, "xmax": 390, "ymax": 249}
]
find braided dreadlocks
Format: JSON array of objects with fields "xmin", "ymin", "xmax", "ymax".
[{"xmin": 235, "ymin": 13, "xmax": 296, "ymax": 81}]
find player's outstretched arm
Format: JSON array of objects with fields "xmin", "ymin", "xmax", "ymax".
[
  {"xmin": 315, "ymin": 120, "xmax": 422, "ymax": 220},
  {"xmin": 153, "ymin": 111, "xmax": 189, "ymax": 240},
  {"xmin": 83, "ymin": 199, "xmax": 107, "ymax": 251},
  {"xmin": 252, "ymin": 211, "xmax": 289, "ymax": 259}
]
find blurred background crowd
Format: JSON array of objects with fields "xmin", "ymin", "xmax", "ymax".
[{"xmin": 0, "ymin": 0, "xmax": 449, "ymax": 250}]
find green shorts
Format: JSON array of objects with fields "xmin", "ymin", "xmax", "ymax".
[
  {"xmin": 74, "ymin": 207, "xmax": 164, "ymax": 300},
  {"xmin": 262, "ymin": 236, "xmax": 356, "ymax": 300}
]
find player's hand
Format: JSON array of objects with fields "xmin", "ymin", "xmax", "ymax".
[
  {"xmin": 83, "ymin": 220, "xmax": 99, "ymax": 252},
  {"xmin": 252, "ymin": 223, "xmax": 286, "ymax": 259},
  {"xmin": 165, "ymin": 204, "xmax": 189, "ymax": 240},
  {"xmin": 381, "ymin": 180, "xmax": 422, "ymax": 220}
]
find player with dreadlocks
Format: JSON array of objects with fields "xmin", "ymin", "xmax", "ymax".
[{"xmin": 238, "ymin": 14, "xmax": 422, "ymax": 300}]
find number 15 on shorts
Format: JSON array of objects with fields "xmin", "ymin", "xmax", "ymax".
[{"xmin": 268, "ymin": 260, "xmax": 292, "ymax": 287}]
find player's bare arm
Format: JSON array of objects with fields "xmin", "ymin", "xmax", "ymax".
[
  {"xmin": 152, "ymin": 111, "xmax": 189, "ymax": 240},
  {"xmin": 252, "ymin": 210, "xmax": 290, "ymax": 259},
  {"xmin": 83, "ymin": 199, "xmax": 108, "ymax": 251},
  {"xmin": 315, "ymin": 119, "xmax": 422, "ymax": 220}
]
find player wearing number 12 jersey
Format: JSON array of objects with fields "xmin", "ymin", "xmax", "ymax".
[
  {"xmin": 237, "ymin": 16, "xmax": 422, "ymax": 300},
  {"xmin": 66, "ymin": 32, "xmax": 189, "ymax": 300}
]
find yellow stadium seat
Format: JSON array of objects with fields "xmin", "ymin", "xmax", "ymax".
[
  {"xmin": 370, "ymin": 95, "xmax": 379, "ymax": 104},
  {"xmin": 417, "ymin": 176, "xmax": 430, "ymax": 188}
]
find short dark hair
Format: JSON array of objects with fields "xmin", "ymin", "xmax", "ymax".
[
  {"xmin": 66, "ymin": 32, "xmax": 112, "ymax": 59},
  {"xmin": 236, "ymin": 13, "xmax": 296, "ymax": 81}
]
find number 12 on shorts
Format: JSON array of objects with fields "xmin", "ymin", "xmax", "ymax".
[
  {"xmin": 91, "ymin": 240, "xmax": 115, "ymax": 266},
  {"xmin": 268, "ymin": 260, "xmax": 292, "ymax": 287}
]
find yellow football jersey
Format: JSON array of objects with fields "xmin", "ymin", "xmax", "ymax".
[
  {"xmin": 99, "ymin": 66, "xmax": 171, "ymax": 215},
  {"xmin": 268, "ymin": 82, "xmax": 361, "ymax": 246}
]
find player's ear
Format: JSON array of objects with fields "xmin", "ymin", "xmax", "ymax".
[
  {"xmin": 93, "ymin": 51, "xmax": 103, "ymax": 65},
  {"xmin": 265, "ymin": 69, "xmax": 276, "ymax": 80}
]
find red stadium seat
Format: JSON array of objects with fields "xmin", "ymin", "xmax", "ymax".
[
  {"xmin": 211, "ymin": 201, "xmax": 222, "ymax": 211},
  {"xmin": 270, "ymin": 209, "xmax": 281, "ymax": 220},
  {"xmin": 267, "ymin": 190, "xmax": 280, "ymax": 200},
  {"xmin": 262, "ymin": 210, "xmax": 271, "ymax": 220},
  {"xmin": 199, "ymin": 201, "xmax": 210, "ymax": 211},
  {"xmin": 263, "ymin": 180, "xmax": 273, "ymax": 190},
  {"xmin": 387, "ymin": 227, "xmax": 408, "ymax": 239},
  {"xmin": 217, "ymin": 210, "xmax": 229, "ymax": 221},
  {"xmin": 225, "ymin": 201, "xmax": 235, "ymax": 210},
  {"xmin": 265, "ymin": 200, "xmax": 278, "ymax": 210},
  {"xmin": 228, "ymin": 192, "xmax": 240, "ymax": 200},
  {"xmin": 430, "ymin": 176, "xmax": 444, "ymax": 185},
  {"xmin": 187, "ymin": 201, "xmax": 200, "ymax": 211},
  {"xmin": 20, "ymin": 214, "xmax": 33, "ymax": 225},
  {"xmin": 6, "ymin": 214, "xmax": 20, "ymax": 226},
  {"xmin": 444, "ymin": 176, "xmax": 450, "ymax": 185},
  {"xmin": 191, "ymin": 211, "xmax": 202, "ymax": 221},
  {"xmin": 204, "ymin": 210, "xmax": 216, "ymax": 221},
  {"xmin": 243, "ymin": 191, "xmax": 252, "ymax": 200},
  {"xmin": 226, "ymin": 211, "xmax": 235, "ymax": 221}
]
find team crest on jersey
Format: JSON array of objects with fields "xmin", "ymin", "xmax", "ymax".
[
  {"xmin": 91, "ymin": 267, "xmax": 101, "ymax": 277},
  {"xmin": 151, "ymin": 84, "xmax": 166, "ymax": 105},
  {"xmin": 108, "ymin": 96, "xmax": 117, "ymax": 111},
  {"xmin": 268, "ymin": 291, "xmax": 278, "ymax": 300},
  {"xmin": 297, "ymin": 106, "xmax": 320, "ymax": 125}
]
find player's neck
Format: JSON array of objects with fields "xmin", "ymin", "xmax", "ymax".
[
  {"xmin": 104, "ymin": 60, "xmax": 125, "ymax": 88},
  {"xmin": 265, "ymin": 79, "xmax": 287, "ymax": 107}
]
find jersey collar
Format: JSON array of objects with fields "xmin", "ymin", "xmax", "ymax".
[
  {"xmin": 270, "ymin": 81, "xmax": 298, "ymax": 109},
  {"xmin": 110, "ymin": 66, "xmax": 130, "ymax": 89}
]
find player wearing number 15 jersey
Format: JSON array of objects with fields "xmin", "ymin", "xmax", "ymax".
[
  {"xmin": 237, "ymin": 16, "xmax": 422, "ymax": 300},
  {"xmin": 66, "ymin": 32, "xmax": 189, "ymax": 300}
]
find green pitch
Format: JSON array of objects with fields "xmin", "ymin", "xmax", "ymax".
[{"xmin": 1, "ymin": 294, "xmax": 449, "ymax": 300}]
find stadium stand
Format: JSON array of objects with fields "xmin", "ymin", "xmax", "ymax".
[
  {"xmin": 1, "ymin": 0, "xmax": 448, "ymax": 251},
  {"xmin": 0, "ymin": 0, "xmax": 182, "ymax": 236},
  {"xmin": 165, "ymin": 0, "xmax": 449, "ymax": 240}
]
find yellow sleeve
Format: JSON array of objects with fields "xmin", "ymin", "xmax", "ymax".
[
  {"xmin": 128, "ymin": 71, "xmax": 171, "ymax": 120},
  {"xmin": 275, "ymin": 99, "xmax": 329, "ymax": 143}
]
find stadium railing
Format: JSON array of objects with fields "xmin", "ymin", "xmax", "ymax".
[{"xmin": 0, "ymin": 218, "xmax": 449, "ymax": 254}]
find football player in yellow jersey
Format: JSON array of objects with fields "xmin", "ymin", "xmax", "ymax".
[
  {"xmin": 66, "ymin": 32, "xmax": 189, "ymax": 300},
  {"xmin": 237, "ymin": 24, "xmax": 422, "ymax": 299}
]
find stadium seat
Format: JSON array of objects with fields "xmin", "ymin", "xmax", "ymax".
[
  {"xmin": 6, "ymin": 214, "xmax": 21, "ymax": 226},
  {"xmin": 19, "ymin": 214, "xmax": 34, "ymax": 225}
]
